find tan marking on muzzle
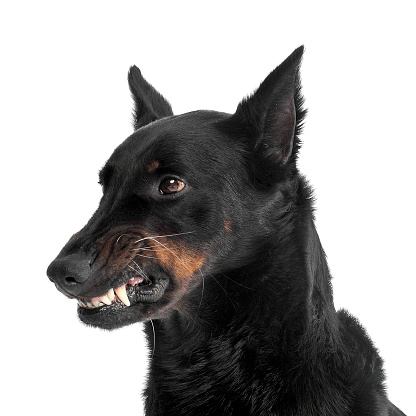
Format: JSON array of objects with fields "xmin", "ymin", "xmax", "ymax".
[{"xmin": 151, "ymin": 240, "xmax": 206, "ymax": 281}]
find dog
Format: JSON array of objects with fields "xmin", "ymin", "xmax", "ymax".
[{"xmin": 47, "ymin": 46, "xmax": 405, "ymax": 415}]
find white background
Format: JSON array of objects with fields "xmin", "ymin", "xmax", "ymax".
[{"xmin": 1, "ymin": 1, "xmax": 414, "ymax": 415}]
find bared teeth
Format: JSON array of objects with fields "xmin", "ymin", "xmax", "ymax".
[
  {"xmin": 115, "ymin": 284, "xmax": 130, "ymax": 307},
  {"xmin": 107, "ymin": 288, "xmax": 115, "ymax": 302},
  {"xmin": 76, "ymin": 283, "xmax": 132, "ymax": 309},
  {"xmin": 100, "ymin": 294, "xmax": 112, "ymax": 306}
]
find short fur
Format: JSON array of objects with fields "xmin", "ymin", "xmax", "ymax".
[{"xmin": 47, "ymin": 47, "xmax": 405, "ymax": 415}]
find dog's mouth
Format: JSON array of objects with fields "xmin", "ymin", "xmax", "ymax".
[
  {"xmin": 75, "ymin": 272, "xmax": 169, "ymax": 323},
  {"xmin": 76, "ymin": 275, "xmax": 166, "ymax": 309}
]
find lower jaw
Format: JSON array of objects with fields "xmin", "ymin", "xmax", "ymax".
[{"xmin": 77, "ymin": 278, "xmax": 169, "ymax": 330}]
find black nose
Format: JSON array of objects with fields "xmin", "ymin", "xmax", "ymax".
[{"xmin": 47, "ymin": 253, "xmax": 91, "ymax": 297}]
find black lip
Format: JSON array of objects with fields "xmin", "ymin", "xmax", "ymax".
[
  {"xmin": 128, "ymin": 277, "xmax": 169, "ymax": 303},
  {"xmin": 77, "ymin": 277, "xmax": 169, "ymax": 329}
]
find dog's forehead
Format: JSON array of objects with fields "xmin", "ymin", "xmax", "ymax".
[{"xmin": 108, "ymin": 110, "xmax": 231, "ymax": 166}]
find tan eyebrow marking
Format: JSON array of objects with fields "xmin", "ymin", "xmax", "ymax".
[
  {"xmin": 224, "ymin": 220, "xmax": 232, "ymax": 233},
  {"xmin": 146, "ymin": 160, "xmax": 160, "ymax": 173}
]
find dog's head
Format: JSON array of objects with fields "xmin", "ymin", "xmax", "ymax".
[{"xmin": 47, "ymin": 46, "xmax": 306, "ymax": 330}]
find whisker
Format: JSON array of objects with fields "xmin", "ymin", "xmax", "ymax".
[
  {"xmin": 127, "ymin": 264, "xmax": 146, "ymax": 277},
  {"xmin": 131, "ymin": 260, "xmax": 147, "ymax": 278},
  {"xmin": 134, "ymin": 253, "xmax": 165, "ymax": 260},
  {"xmin": 211, "ymin": 275, "xmax": 237, "ymax": 310},
  {"xmin": 197, "ymin": 271, "xmax": 205, "ymax": 313},
  {"xmin": 116, "ymin": 234, "xmax": 136, "ymax": 244},
  {"xmin": 141, "ymin": 247, "xmax": 170, "ymax": 251},
  {"xmin": 219, "ymin": 273, "xmax": 255, "ymax": 290},
  {"xmin": 149, "ymin": 319, "xmax": 156, "ymax": 359},
  {"xmin": 191, "ymin": 269, "xmax": 206, "ymax": 332},
  {"xmin": 133, "ymin": 231, "xmax": 195, "ymax": 245},
  {"xmin": 149, "ymin": 238, "xmax": 192, "ymax": 271},
  {"xmin": 130, "ymin": 246, "xmax": 170, "ymax": 252}
]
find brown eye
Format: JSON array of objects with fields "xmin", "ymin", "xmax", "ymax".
[{"xmin": 159, "ymin": 178, "xmax": 185, "ymax": 195}]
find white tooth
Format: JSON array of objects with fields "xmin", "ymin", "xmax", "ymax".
[
  {"xmin": 115, "ymin": 284, "xmax": 130, "ymax": 307},
  {"xmin": 107, "ymin": 288, "xmax": 115, "ymax": 302},
  {"xmin": 92, "ymin": 300, "xmax": 101, "ymax": 307},
  {"xmin": 100, "ymin": 294, "xmax": 112, "ymax": 306},
  {"xmin": 87, "ymin": 302, "xmax": 94, "ymax": 308},
  {"xmin": 77, "ymin": 300, "xmax": 84, "ymax": 307}
]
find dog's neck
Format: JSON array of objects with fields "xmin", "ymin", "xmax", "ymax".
[{"xmin": 143, "ymin": 180, "xmax": 342, "ymax": 414}]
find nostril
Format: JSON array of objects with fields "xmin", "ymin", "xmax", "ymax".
[{"xmin": 64, "ymin": 276, "xmax": 78, "ymax": 285}]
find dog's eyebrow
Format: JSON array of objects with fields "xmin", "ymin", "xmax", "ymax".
[{"xmin": 146, "ymin": 160, "xmax": 160, "ymax": 174}]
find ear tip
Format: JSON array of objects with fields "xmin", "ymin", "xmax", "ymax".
[
  {"xmin": 128, "ymin": 65, "xmax": 142, "ymax": 82},
  {"xmin": 291, "ymin": 45, "xmax": 305, "ymax": 65}
]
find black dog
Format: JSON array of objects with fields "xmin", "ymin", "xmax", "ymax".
[{"xmin": 47, "ymin": 47, "xmax": 405, "ymax": 416}]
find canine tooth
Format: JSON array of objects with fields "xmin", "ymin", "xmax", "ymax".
[
  {"xmin": 107, "ymin": 288, "xmax": 115, "ymax": 302},
  {"xmin": 115, "ymin": 284, "xmax": 130, "ymax": 307},
  {"xmin": 100, "ymin": 294, "xmax": 112, "ymax": 305}
]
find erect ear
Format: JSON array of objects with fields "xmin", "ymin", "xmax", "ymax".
[
  {"xmin": 232, "ymin": 46, "xmax": 306, "ymax": 166},
  {"xmin": 128, "ymin": 66, "xmax": 173, "ymax": 130}
]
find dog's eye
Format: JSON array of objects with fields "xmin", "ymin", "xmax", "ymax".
[{"xmin": 159, "ymin": 178, "xmax": 185, "ymax": 195}]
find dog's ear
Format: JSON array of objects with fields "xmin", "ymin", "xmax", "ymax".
[
  {"xmin": 232, "ymin": 46, "xmax": 306, "ymax": 166},
  {"xmin": 128, "ymin": 66, "xmax": 173, "ymax": 130}
]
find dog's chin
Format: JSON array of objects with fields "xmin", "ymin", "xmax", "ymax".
[{"xmin": 77, "ymin": 277, "xmax": 170, "ymax": 330}]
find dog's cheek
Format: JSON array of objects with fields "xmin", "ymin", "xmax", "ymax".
[
  {"xmin": 157, "ymin": 244, "xmax": 206, "ymax": 283},
  {"xmin": 185, "ymin": 199, "xmax": 223, "ymax": 235}
]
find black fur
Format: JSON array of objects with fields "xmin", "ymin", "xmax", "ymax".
[{"xmin": 47, "ymin": 46, "xmax": 405, "ymax": 415}]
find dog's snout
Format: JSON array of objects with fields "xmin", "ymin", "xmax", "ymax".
[{"xmin": 47, "ymin": 253, "xmax": 91, "ymax": 296}]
